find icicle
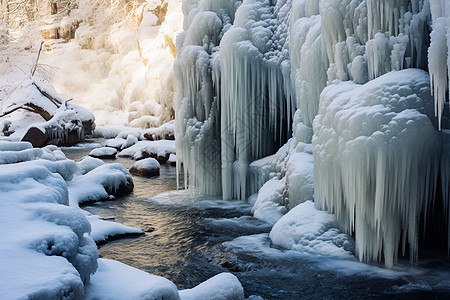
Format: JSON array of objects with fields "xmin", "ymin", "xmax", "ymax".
[{"xmin": 429, "ymin": 0, "xmax": 449, "ymax": 130}]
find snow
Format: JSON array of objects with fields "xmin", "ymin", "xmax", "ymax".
[
  {"xmin": 0, "ymin": 157, "xmax": 97, "ymax": 298},
  {"xmin": 118, "ymin": 139, "xmax": 176, "ymax": 161},
  {"xmin": 251, "ymin": 177, "xmax": 287, "ymax": 224},
  {"xmin": 130, "ymin": 157, "xmax": 161, "ymax": 176},
  {"xmin": 68, "ymin": 163, "xmax": 134, "ymax": 205},
  {"xmin": 313, "ymin": 69, "xmax": 440, "ymax": 267},
  {"xmin": 85, "ymin": 259, "xmax": 180, "ymax": 300},
  {"xmin": 269, "ymin": 201, "xmax": 354, "ymax": 259}
]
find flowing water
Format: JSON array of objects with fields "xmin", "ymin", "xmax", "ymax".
[{"xmin": 63, "ymin": 142, "xmax": 450, "ymax": 299}]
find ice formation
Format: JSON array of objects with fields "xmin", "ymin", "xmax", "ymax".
[
  {"xmin": 269, "ymin": 201, "xmax": 355, "ymax": 258},
  {"xmin": 176, "ymin": 0, "xmax": 450, "ymax": 266}
]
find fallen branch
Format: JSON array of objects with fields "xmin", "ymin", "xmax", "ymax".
[
  {"xmin": 0, "ymin": 103, "xmax": 52, "ymax": 121},
  {"xmin": 32, "ymin": 82, "xmax": 62, "ymax": 107}
]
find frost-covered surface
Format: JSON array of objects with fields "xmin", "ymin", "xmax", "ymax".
[
  {"xmin": 251, "ymin": 177, "xmax": 287, "ymax": 224},
  {"xmin": 269, "ymin": 201, "xmax": 354, "ymax": 258},
  {"xmin": 313, "ymin": 69, "xmax": 440, "ymax": 267},
  {"xmin": 69, "ymin": 163, "xmax": 134, "ymax": 205},
  {"xmin": 86, "ymin": 259, "xmax": 244, "ymax": 300}
]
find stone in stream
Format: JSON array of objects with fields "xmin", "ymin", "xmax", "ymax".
[
  {"xmin": 89, "ymin": 147, "xmax": 117, "ymax": 159},
  {"xmin": 129, "ymin": 158, "xmax": 160, "ymax": 177}
]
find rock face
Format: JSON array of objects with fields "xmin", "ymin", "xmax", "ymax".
[
  {"xmin": 129, "ymin": 158, "xmax": 160, "ymax": 177},
  {"xmin": 89, "ymin": 147, "xmax": 117, "ymax": 159},
  {"xmin": 21, "ymin": 127, "xmax": 47, "ymax": 147}
]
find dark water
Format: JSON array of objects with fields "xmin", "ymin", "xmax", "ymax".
[{"xmin": 63, "ymin": 142, "xmax": 450, "ymax": 299}]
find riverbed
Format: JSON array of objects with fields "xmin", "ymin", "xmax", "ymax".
[{"xmin": 63, "ymin": 143, "xmax": 450, "ymax": 299}]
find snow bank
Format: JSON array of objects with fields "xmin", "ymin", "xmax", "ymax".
[
  {"xmin": 313, "ymin": 69, "xmax": 440, "ymax": 267},
  {"xmin": 0, "ymin": 76, "xmax": 95, "ymax": 145},
  {"xmin": 269, "ymin": 201, "xmax": 354, "ymax": 259}
]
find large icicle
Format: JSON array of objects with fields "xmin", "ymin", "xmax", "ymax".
[
  {"xmin": 175, "ymin": 0, "xmax": 241, "ymax": 195},
  {"xmin": 429, "ymin": 0, "xmax": 450, "ymax": 129},
  {"xmin": 220, "ymin": 0, "xmax": 295, "ymax": 200}
]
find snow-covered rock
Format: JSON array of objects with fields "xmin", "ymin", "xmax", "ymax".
[
  {"xmin": 89, "ymin": 147, "xmax": 118, "ymax": 159},
  {"xmin": 313, "ymin": 69, "xmax": 440, "ymax": 267},
  {"xmin": 252, "ymin": 177, "xmax": 287, "ymax": 224},
  {"xmin": 129, "ymin": 157, "xmax": 161, "ymax": 177}
]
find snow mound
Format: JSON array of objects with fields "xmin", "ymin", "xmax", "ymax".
[
  {"xmin": 269, "ymin": 201, "xmax": 355, "ymax": 259},
  {"xmin": 313, "ymin": 69, "xmax": 440, "ymax": 267}
]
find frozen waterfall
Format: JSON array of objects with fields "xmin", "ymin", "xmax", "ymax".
[{"xmin": 175, "ymin": 0, "xmax": 450, "ymax": 266}]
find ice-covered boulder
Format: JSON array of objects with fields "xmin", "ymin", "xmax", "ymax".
[
  {"xmin": 313, "ymin": 69, "xmax": 440, "ymax": 267},
  {"xmin": 269, "ymin": 201, "xmax": 354, "ymax": 259},
  {"xmin": 129, "ymin": 158, "xmax": 160, "ymax": 177}
]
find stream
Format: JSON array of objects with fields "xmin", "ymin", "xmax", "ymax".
[{"xmin": 63, "ymin": 142, "xmax": 450, "ymax": 299}]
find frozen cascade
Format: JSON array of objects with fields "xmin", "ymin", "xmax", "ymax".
[
  {"xmin": 220, "ymin": 0, "xmax": 296, "ymax": 199},
  {"xmin": 175, "ymin": 0, "xmax": 242, "ymax": 195}
]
